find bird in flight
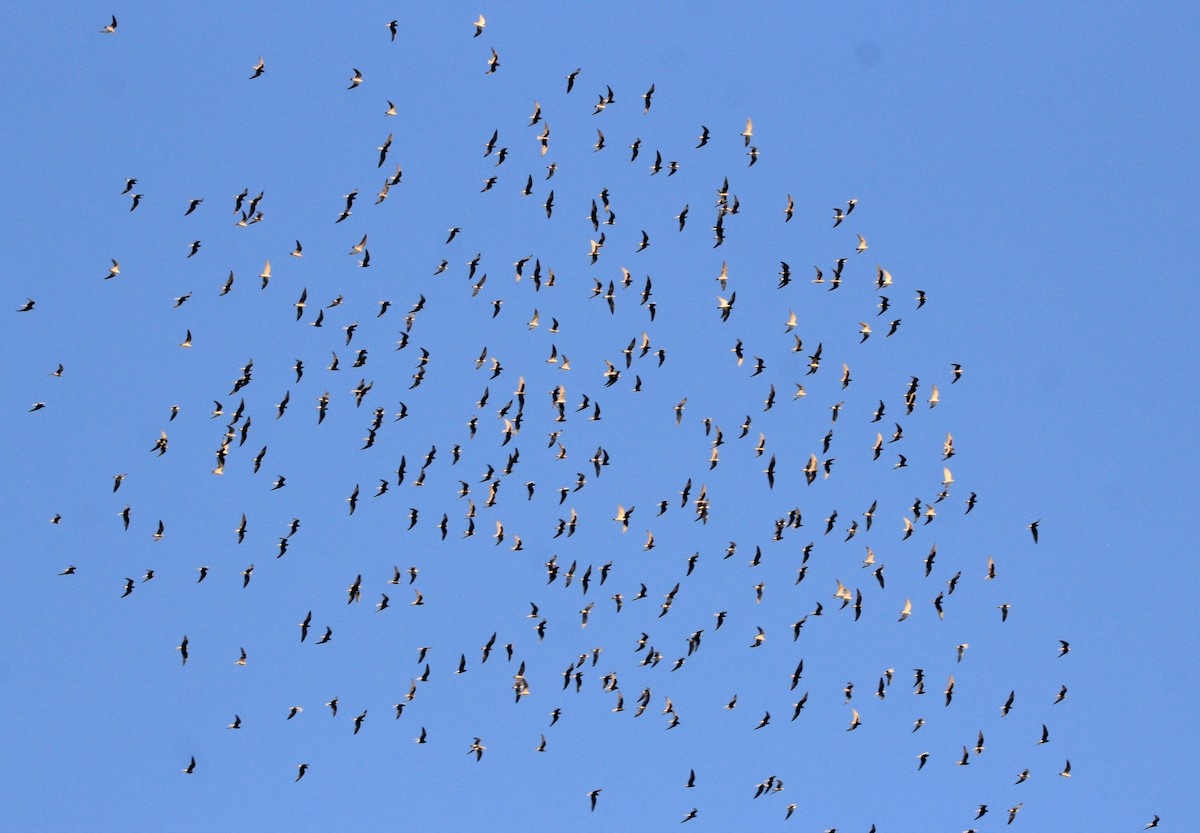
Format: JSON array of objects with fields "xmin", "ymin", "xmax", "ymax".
[{"xmin": 468, "ymin": 737, "xmax": 486, "ymax": 761}]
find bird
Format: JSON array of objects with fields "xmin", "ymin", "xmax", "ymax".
[
  {"xmin": 182, "ymin": 756, "xmax": 195, "ymax": 774},
  {"xmin": 473, "ymin": 14, "xmax": 486, "ymax": 36},
  {"xmin": 250, "ymin": 56, "xmax": 265, "ymax": 79},
  {"xmin": 588, "ymin": 789, "xmax": 601, "ymax": 811},
  {"xmin": 296, "ymin": 763, "xmax": 308, "ymax": 781},
  {"xmin": 348, "ymin": 68, "xmax": 363, "ymax": 89},
  {"xmin": 468, "ymin": 737, "xmax": 486, "ymax": 761}
]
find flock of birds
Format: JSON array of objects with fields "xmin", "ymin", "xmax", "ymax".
[{"xmin": 12, "ymin": 12, "xmax": 1159, "ymax": 832}]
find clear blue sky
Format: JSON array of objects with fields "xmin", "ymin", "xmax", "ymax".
[{"xmin": 2, "ymin": 2, "xmax": 1196, "ymax": 831}]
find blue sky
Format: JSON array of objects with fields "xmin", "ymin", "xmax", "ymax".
[{"xmin": 2, "ymin": 2, "xmax": 1196, "ymax": 831}]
